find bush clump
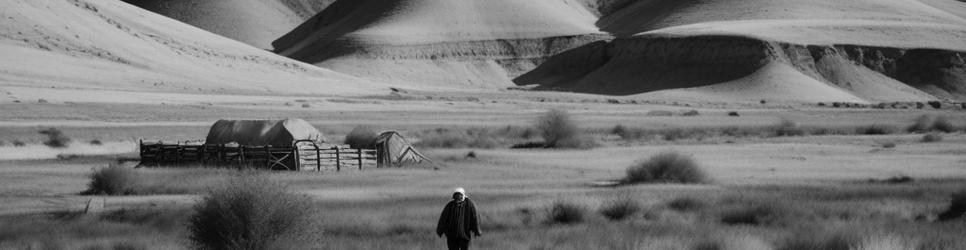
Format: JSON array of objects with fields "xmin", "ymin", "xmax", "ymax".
[
  {"xmin": 775, "ymin": 119, "xmax": 806, "ymax": 137},
  {"xmin": 599, "ymin": 199, "xmax": 641, "ymax": 221},
  {"xmin": 535, "ymin": 109, "xmax": 595, "ymax": 149},
  {"xmin": 344, "ymin": 126, "xmax": 379, "ymax": 149},
  {"xmin": 547, "ymin": 201, "xmax": 586, "ymax": 224},
  {"xmin": 39, "ymin": 127, "xmax": 71, "ymax": 148},
  {"xmin": 624, "ymin": 151, "xmax": 709, "ymax": 184},
  {"xmin": 189, "ymin": 174, "xmax": 315, "ymax": 250},
  {"xmin": 922, "ymin": 133, "xmax": 943, "ymax": 143},
  {"xmin": 87, "ymin": 164, "xmax": 139, "ymax": 195},
  {"xmin": 909, "ymin": 115, "xmax": 959, "ymax": 133}
]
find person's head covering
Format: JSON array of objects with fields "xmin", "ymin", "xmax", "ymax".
[{"xmin": 453, "ymin": 187, "xmax": 466, "ymax": 197}]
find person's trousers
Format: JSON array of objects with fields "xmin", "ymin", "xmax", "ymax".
[{"xmin": 446, "ymin": 236, "xmax": 470, "ymax": 250}]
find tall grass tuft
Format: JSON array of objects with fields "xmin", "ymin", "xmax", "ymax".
[
  {"xmin": 87, "ymin": 164, "xmax": 138, "ymax": 195},
  {"xmin": 39, "ymin": 127, "xmax": 71, "ymax": 148},
  {"xmin": 189, "ymin": 174, "xmax": 316, "ymax": 250},
  {"xmin": 624, "ymin": 151, "xmax": 708, "ymax": 184},
  {"xmin": 547, "ymin": 201, "xmax": 586, "ymax": 225},
  {"xmin": 599, "ymin": 199, "xmax": 641, "ymax": 221},
  {"xmin": 344, "ymin": 126, "xmax": 379, "ymax": 149}
]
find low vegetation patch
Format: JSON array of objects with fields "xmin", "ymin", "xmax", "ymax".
[
  {"xmin": 599, "ymin": 199, "xmax": 641, "ymax": 221},
  {"xmin": 922, "ymin": 133, "xmax": 943, "ymax": 143},
  {"xmin": 776, "ymin": 118, "xmax": 806, "ymax": 137},
  {"xmin": 85, "ymin": 165, "xmax": 228, "ymax": 195},
  {"xmin": 909, "ymin": 115, "xmax": 959, "ymax": 133},
  {"xmin": 39, "ymin": 127, "xmax": 70, "ymax": 148},
  {"xmin": 666, "ymin": 197, "xmax": 707, "ymax": 212},
  {"xmin": 189, "ymin": 174, "xmax": 316, "ymax": 250},
  {"xmin": 547, "ymin": 201, "xmax": 586, "ymax": 225},
  {"xmin": 624, "ymin": 151, "xmax": 709, "ymax": 184}
]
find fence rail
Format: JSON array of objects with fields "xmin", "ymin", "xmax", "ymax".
[{"xmin": 139, "ymin": 140, "xmax": 377, "ymax": 171}]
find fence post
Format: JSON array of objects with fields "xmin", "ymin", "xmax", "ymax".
[
  {"xmin": 335, "ymin": 147, "xmax": 341, "ymax": 171},
  {"xmin": 357, "ymin": 149, "xmax": 363, "ymax": 170},
  {"xmin": 316, "ymin": 147, "xmax": 321, "ymax": 172},
  {"xmin": 265, "ymin": 145, "xmax": 271, "ymax": 170}
]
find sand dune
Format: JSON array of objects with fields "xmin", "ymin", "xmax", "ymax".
[
  {"xmin": 517, "ymin": 0, "xmax": 966, "ymax": 102},
  {"xmin": 274, "ymin": 0, "xmax": 608, "ymax": 89},
  {"xmin": 0, "ymin": 0, "xmax": 384, "ymax": 104}
]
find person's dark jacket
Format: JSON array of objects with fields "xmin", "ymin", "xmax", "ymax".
[{"xmin": 436, "ymin": 198, "xmax": 481, "ymax": 240}]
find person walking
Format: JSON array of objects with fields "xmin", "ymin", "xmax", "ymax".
[{"xmin": 437, "ymin": 187, "xmax": 481, "ymax": 250}]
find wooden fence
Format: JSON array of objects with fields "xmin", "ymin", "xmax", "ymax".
[{"xmin": 139, "ymin": 140, "xmax": 377, "ymax": 171}]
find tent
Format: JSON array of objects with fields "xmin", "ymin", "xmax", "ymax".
[
  {"xmin": 204, "ymin": 119, "xmax": 325, "ymax": 147},
  {"xmin": 374, "ymin": 131, "xmax": 430, "ymax": 168}
]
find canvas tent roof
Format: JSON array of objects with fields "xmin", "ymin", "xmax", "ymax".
[
  {"xmin": 374, "ymin": 131, "xmax": 430, "ymax": 167},
  {"xmin": 205, "ymin": 119, "xmax": 325, "ymax": 147}
]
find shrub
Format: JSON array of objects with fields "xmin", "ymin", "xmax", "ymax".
[
  {"xmin": 39, "ymin": 127, "xmax": 71, "ymax": 148},
  {"xmin": 922, "ymin": 133, "xmax": 943, "ymax": 143},
  {"xmin": 344, "ymin": 126, "xmax": 379, "ymax": 149},
  {"xmin": 728, "ymin": 111, "xmax": 740, "ymax": 117},
  {"xmin": 932, "ymin": 116, "xmax": 958, "ymax": 133},
  {"xmin": 189, "ymin": 174, "xmax": 315, "ymax": 250},
  {"xmin": 12, "ymin": 140, "xmax": 26, "ymax": 147},
  {"xmin": 666, "ymin": 197, "xmax": 707, "ymax": 212},
  {"xmin": 908, "ymin": 115, "xmax": 957, "ymax": 133},
  {"xmin": 624, "ymin": 151, "xmax": 708, "ymax": 184},
  {"xmin": 682, "ymin": 110, "xmax": 701, "ymax": 116},
  {"xmin": 536, "ymin": 109, "xmax": 593, "ymax": 148},
  {"xmin": 89, "ymin": 139, "xmax": 103, "ymax": 146},
  {"xmin": 938, "ymin": 190, "xmax": 966, "ymax": 221},
  {"xmin": 86, "ymin": 164, "xmax": 139, "ymax": 195},
  {"xmin": 775, "ymin": 119, "xmax": 806, "ymax": 137},
  {"xmin": 547, "ymin": 201, "xmax": 586, "ymax": 224},
  {"xmin": 599, "ymin": 199, "xmax": 641, "ymax": 221}
]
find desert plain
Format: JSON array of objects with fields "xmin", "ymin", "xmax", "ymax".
[{"xmin": 2, "ymin": 0, "xmax": 966, "ymax": 249}]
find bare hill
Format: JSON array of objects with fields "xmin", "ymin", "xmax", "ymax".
[
  {"xmin": 517, "ymin": 0, "xmax": 966, "ymax": 103},
  {"xmin": 121, "ymin": 0, "xmax": 323, "ymax": 49},
  {"xmin": 274, "ymin": 0, "xmax": 609, "ymax": 89},
  {"xmin": 0, "ymin": 0, "xmax": 384, "ymax": 104}
]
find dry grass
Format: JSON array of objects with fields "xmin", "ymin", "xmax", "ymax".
[{"xmin": 85, "ymin": 165, "xmax": 234, "ymax": 195}]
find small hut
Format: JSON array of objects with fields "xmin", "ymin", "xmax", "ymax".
[
  {"xmin": 205, "ymin": 119, "xmax": 325, "ymax": 147},
  {"xmin": 374, "ymin": 131, "xmax": 430, "ymax": 168}
]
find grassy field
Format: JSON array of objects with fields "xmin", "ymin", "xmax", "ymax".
[{"xmin": 0, "ymin": 98, "xmax": 964, "ymax": 249}]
